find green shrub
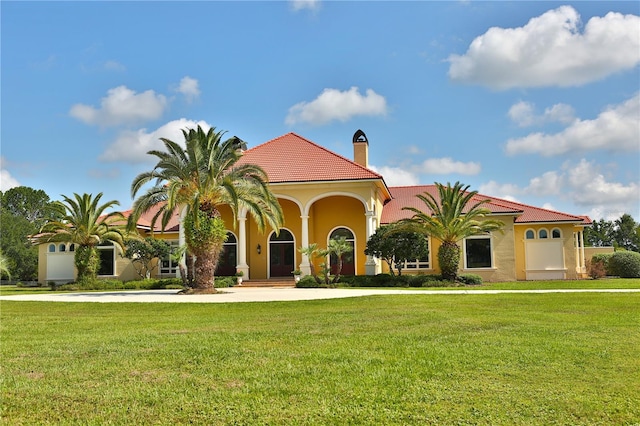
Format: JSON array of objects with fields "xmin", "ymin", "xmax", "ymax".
[
  {"xmin": 587, "ymin": 258, "xmax": 607, "ymax": 279},
  {"xmin": 214, "ymin": 277, "xmax": 235, "ymax": 288},
  {"xmin": 459, "ymin": 274, "xmax": 483, "ymax": 285},
  {"xmin": 608, "ymin": 251, "xmax": 640, "ymax": 278},
  {"xmin": 295, "ymin": 276, "xmax": 327, "ymax": 288},
  {"xmin": 591, "ymin": 253, "xmax": 614, "ymax": 275}
]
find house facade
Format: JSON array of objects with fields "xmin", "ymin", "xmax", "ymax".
[{"xmin": 37, "ymin": 130, "xmax": 591, "ymax": 284}]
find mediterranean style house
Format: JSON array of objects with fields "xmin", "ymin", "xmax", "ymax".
[{"xmin": 38, "ymin": 130, "xmax": 592, "ymax": 284}]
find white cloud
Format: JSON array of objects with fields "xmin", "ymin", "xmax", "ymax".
[
  {"xmin": 175, "ymin": 76, "xmax": 200, "ymax": 102},
  {"xmin": 100, "ymin": 119, "xmax": 211, "ymax": 164},
  {"xmin": 480, "ymin": 159, "xmax": 639, "ymax": 220},
  {"xmin": 564, "ymin": 159, "xmax": 639, "ymax": 207},
  {"xmin": 508, "ymin": 101, "xmax": 576, "ymax": 127},
  {"xmin": 70, "ymin": 85, "xmax": 168, "ymax": 127},
  {"xmin": 290, "ymin": 0, "xmax": 320, "ymax": 12},
  {"xmin": 0, "ymin": 157, "xmax": 20, "ymax": 191},
  {"xmin": 448, "ymin": 6, "xmax": 640, "ymax": 89},
  {"xmin": 369, "ymin": 165, "xmax": 419, "ymax": 187},
  {"xmin": 415, "ymin": 157, "xmax": 481, "ymax": 175},
  {"xmin": 505, "ymin": 93, "xmax": 640, "ymax": 156},
  {"xmin": 103, "ymin": 60, "xmax": 126, "ymax": 72},
  {"xmin": 285, "ymin": 87, "xmax": 388, "ymax": 126},
  {"xmin": 479, "ymin": 181, "xmax": 522, "ymax": 201}
]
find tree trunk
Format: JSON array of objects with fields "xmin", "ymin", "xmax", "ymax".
[
  {"xmin": 438, "ymin": 241, "xmax": 461, "ymax": 282},
  {"xmin": 191, "ymin": 246, "xmax": 221, "ymax": 293}
]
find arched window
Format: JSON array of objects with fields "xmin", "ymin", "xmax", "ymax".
[
  {"xmin": 59, "ymin": 244, "xmax": 66, "ymax": 252},
  {"xmin": 525, "ymin": 230, "xmax": 535, "ymax": 239},
  {"xmin": 215, "ymin": 233, "xmax": 238, "ymax": 277},
  {"xmin": 69, "ymin": 244, "xmax": 75, "ymax": 252},
  {"xmin": 48, "ymin": 244, "xmax": 56, "ymax": 253},
  {"xmin": 551, "ymin": 228, "xmax": 562, "ymax": 239},
  {"xmin": 329, "ymin": 227, "xmax": 355, "ymax": 276},
  {"xmin": 539, "ymin": 229, "xmax": 548, "ymax": 239}
]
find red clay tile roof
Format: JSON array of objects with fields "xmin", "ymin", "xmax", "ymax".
[
  {"xmin": 237, "ymin": 132, "xmax": 384, "ymax": 183},
  {"xmin": 122, "ymin": 204, "xmax": 180, "ymax": 233},
  {"xmin": 382, "ymin": 185, "xmax": 590, "ymax": 225}
]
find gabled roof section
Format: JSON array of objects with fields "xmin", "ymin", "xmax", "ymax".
[
  {"xmin": 121, "ymin": 202, "xmax": 180, "ymax": 233},
  {"xmin": 237, "ymin": 132, "xmax": 384, "ymax": 183},
  {"xmin": 381, "ymin": 185, "xmax": 590, "ymax": 225}
]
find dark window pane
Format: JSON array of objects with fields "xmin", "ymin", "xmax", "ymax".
[{"xmin": 466, "ymin": 238, "xmax": 491, "ymax": 268}]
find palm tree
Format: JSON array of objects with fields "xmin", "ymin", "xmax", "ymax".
[
  {"xmin": 129, "ymin": 125, "xmax": 284, "ymax": 292},
  {"xmin": 33, "ymin": 193, "xmax": 127, "ymax": 283},
  {"xmin": 399, "ymin": 182, "xmax": 504, "ymax": 281},
  {"xmin": 328, "ymin": 237, "xmax": 353, "ymax": 283}
]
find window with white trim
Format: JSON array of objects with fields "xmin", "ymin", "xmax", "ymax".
[
  {"xmin": 525, "ymin": 229, "xmax": 535, "ymax": 239},
  {"xmin": 402, "ymin": 238, "xmax": 430, "ymax": 269},
  {"xmin": 551, "ymin": 228, "xmax": 562, "ymax": 239},
  {"xmin": 464, "ymin": 235, "xmax": 493, "ymax": 269},
  {"xmin": 98, "ymin": 242, "xmax": 115, "ymax": 276},
  {"xmin": 539, "ymin": 229, "xmax": 548, "ymax": 239},
  {"xmin": 160, "ymin": 241, "xmax": 180, "ymax": 275}
]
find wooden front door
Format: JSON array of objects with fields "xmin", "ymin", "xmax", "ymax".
[{"xmin": 269, "ymin": 229, "xmax": 295, "ymax": 277}]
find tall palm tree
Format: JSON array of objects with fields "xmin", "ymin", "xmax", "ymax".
[
  {"xmin": 33, "ymin": 193, "xmax": 127, "ymax": 283},
  {"xmin": 399, "ymin": 182, "xmax": 504, "ymax": 281},
  {"xmin": 128, "ymin": 125, "xmax": 284, "ymax": 292}
]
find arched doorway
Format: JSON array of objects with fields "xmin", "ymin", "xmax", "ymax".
[
  {"xmin": 215, "ymin": 232, "xmax": 237, "ymax": 276},
  {"xmin": 269, "ymin": 229, "xmax": 295, "ymax": 277},
  {"xmin": 329, "ymin": 227, "xmax": 355, "ymax": 276}
]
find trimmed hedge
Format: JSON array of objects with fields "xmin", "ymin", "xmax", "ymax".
[
  {"xmin": 297, "ymin": 273, "xmax": 476, "ymax": 288},
  {"xmin": 608, "ymin": 251, "xmax": 640, "ymax": 278}
]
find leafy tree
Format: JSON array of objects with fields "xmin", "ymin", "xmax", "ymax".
[
  {"xmin": 365, "ymin": 224, "xmax": 429, "ymax": 276},
  {"xmin": 614, "ymin": 214, "xmax": 639, "ymax": 252},
  {"xmin": 33, "ymin": 193, "xmax": 127, "ymax": 283},
  {"xmin": 398, "ymin": 181, "xmax": 504, "ymax": 282},
  {"xmin": 123, "ymin": 237, "xmax": 172, "ymax": 279},
  {"xmin": 584, "ymin": 218, "xmax": 616, "ymax": 247},
  {"xmin": 129, "ymin": 125, "xmax": 283, "ymax": 292},
  {"xmin": 0, "ymin": 250, "xmax": 11, "ymax": 280},
  {"xmin": 1, "ymin": 186, "xmax": 60, "ymax": 229},
  {"xmin": 0, "ymin": 186, "xmax": 60, "ymax": 281},
  {"xmin": 0, "ymin": 208, "xmax": 39, "ymax": 280}
]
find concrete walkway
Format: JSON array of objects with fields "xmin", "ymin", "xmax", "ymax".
[{"xmin": 1, "ymin": 287, "xmax": 639, "ymax": 303}]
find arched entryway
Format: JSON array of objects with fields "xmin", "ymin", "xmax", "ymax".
[
  {"xmin": 269, "ymin": 229, "xmax": 295, "ymax": 277},
  {"xmin": 215, "ymin": 232, "xmax": 237, "ymax": 277},
  {"xmin": 329, "ymin": 227, "xmax": 355, "ymax": 276}
]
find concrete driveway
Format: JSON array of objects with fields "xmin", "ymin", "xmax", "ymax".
[{"xmin": 1, "ymin": 287, "xmax": 638, "ymax": 303}]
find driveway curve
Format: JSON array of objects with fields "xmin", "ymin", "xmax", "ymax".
[{"xmin": 1, "ymin": 287, "xmax": 639, "ymax": 303}]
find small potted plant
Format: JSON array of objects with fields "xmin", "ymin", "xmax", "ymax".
[
  {"xmin": 235, "ymin": 270, "xmax": 244, "ymax": 285},
  {"xmin": 291, "ymin": 269, "xmax": 302, "ymax": 283}
]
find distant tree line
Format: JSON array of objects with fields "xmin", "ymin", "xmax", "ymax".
[
  {"xmin": 584, "ymin": 213, "xmax": 640, "ymax": 252},
  {"xmin": 0, "ymin": 186, "xmax": 62, "ymax": 281}
]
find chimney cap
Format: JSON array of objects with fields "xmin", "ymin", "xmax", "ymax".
[{"xmin": 352, "ymin": 129, "xmax": 368, "ymax": 144}]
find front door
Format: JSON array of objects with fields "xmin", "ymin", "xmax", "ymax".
[{"xmin": 269, "ymin": 230, "xmax": 295, "ymax": 277}]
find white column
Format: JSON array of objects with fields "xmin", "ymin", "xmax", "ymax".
[
  {"xmin": 579, "ymin": 230, "xmax": 586, "ymax": 273},
  {"xmin": 237, "ymin": 212, "xmax": 249, "ymax": 279},
  {"xmin": 365, "ymin": 210, "xmax": 378, "ymax": 275},
  {"xmin": 575, "ymin": 232, "xmax": 581, "ymax": 273},
  {"xmin": 299, "ymin": 215, "xmax": 311, "ymax": 276}
]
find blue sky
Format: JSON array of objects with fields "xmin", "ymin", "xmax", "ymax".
[{"xmin": 2, "ymin": 1, "xmax": 639, "ymax": 221}]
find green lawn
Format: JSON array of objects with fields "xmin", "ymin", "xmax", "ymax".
[{"xmin": 1, "ymin": 290, "xmax": 639, "ymax": 424}]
